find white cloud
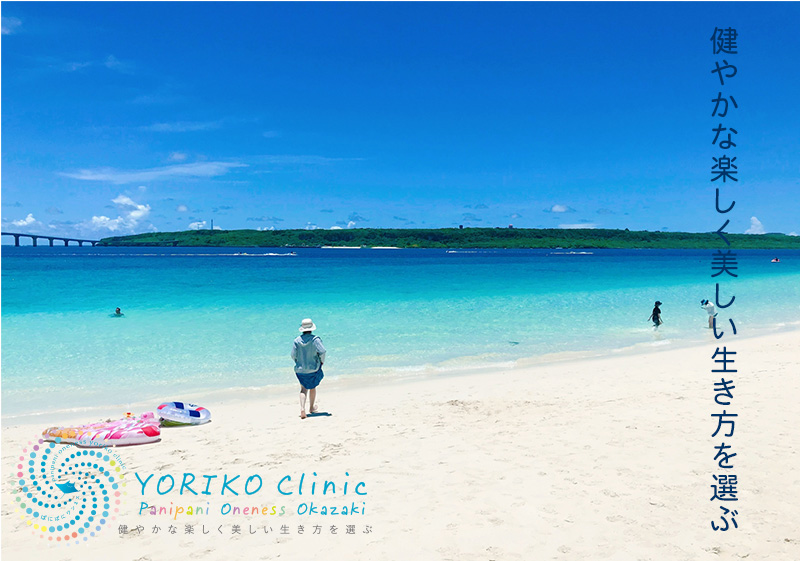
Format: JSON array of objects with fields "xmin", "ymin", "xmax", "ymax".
[
  {"xmin": 253, "ymin": 155, "xmax": 364, "ymax": 165},
  {"xmin": 2, "ymin": 16, "xmax": 22, "ymax": 35},
  {"xmin": 132, "ymin": 93, "xmax": 181, "ymax": 105},
  {"xmin": 744, "ymin": 216, "xmax": 765, "ymax": 235},
  {"xmin": 62, "ymin": 61, "xmax": 92, "ymax": 72},
  {"xmin": 44, "ymin": 54, "xmax": 131, "ymax": 73},
  {"xmin": 330, "ymin": 226, "xmax": 343, "ymax": 230},
  {"xmin": 138, "ymin": 185, "xmax": 147, "ymax": 192},
  {"xmin": 11, "ymin": 213, "xmax": 40, "ymax": 228},
  {"xmin": 176, "ymin": 204, "xmax": 189, "ymax": 212},
  {"xmin": 213, "ymin": 226, "xmax": 222, "ymax": 231},
  {"xmin": 112, "ymin": 195, "xmax": 150, "ymax": 219},
  {"xmin": 103, "ymin": 55, "xmax": 132, "ymax": 72},
  {"xmin": 169, "ymin": 152, "xmax": 188, "ymax": 162},
  {"xmin": 789, "ymin": 232, "xmax": 798, "ymax": 237},
  {"xmin": 88, "ymin": 195, "xmax": 152, "ymax": 233},
  {"xmin": 246, "ymin": 215, "xmax": 283, "ymax": 223},
  {"xmin": 188, "ymin": 221, "xmax": 207, "ymax": 230},
  {"xmin": 547, "ymin": 204, "xmax": 576, "ymax": 213},
  {"xmin": 61, "ymin": 161, "xmax": 246, "ymax": 184},
  {"xmin": 90, "ymin": 216, "xmax": 116, "ymax": 230},
  {"xmin": 558, "ymin": 223, "xmax": 598, "ymax": 229},
  {"xmin": 256, "ymin": 226, "xmax": 274, "ymax": 231},
  {"xmin": 140, "ymin": 121, "xmax": 222, "ymax": 132},
  {"xmin": 347, "ymin": 221, "xmax": 356, "ymax": 229}
]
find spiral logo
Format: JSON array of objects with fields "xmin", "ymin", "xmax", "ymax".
[{"xmin": 13, "ymin": 436, "xmax": 127, "ymax": 544}]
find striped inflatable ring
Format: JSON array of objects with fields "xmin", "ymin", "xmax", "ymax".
[{"xmin": 157, "ymin": 402, "xmax": 211, "ymax": 426}]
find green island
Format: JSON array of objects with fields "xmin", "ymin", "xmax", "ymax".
[{"xmin": 98, "ymin": 228, "xmax": 800, "ymax": 249}]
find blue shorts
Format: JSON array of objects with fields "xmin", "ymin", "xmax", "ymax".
[{"xmin": 296, "ymin": 369, "xmax": 324, "ymax": 390}]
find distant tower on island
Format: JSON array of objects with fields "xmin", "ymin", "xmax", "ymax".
[{"xmin": 211, "ymin": 219, "xmax": 214, "ymax": 230}]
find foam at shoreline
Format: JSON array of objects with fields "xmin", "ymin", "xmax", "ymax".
[{"xmin": 5, "ymin": 324, "xmax": 798, "ymax": 427}]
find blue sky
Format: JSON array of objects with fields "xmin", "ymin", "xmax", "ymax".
[{"xmin": 2, "ymin": 2, "xmax": 799, "ymax": 240}]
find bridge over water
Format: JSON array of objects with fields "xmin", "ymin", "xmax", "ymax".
[{"xmin": 1, "ymin": 231, "xmax": 100, "ymax": 247}]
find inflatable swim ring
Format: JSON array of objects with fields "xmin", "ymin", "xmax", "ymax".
[
  {"xmin": 157, "ymin": 401, "xmax": 211, "ymax": 426},
  {"xmin": 43, "ymin": 412, "xmax": 161, "ymax": 447}
]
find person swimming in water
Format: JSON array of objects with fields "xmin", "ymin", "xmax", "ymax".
[
  {"xmin": 113, "ymin": 307, "xmax": 124, "ymax": 317},
  {"xmin": 648, "ymin": 301, "xmax": 663, "ymax": 329}
]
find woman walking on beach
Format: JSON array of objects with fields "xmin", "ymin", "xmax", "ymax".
[
  {"xmin": 291, "ymin": 318, "xmax": 326, "ymax": 419},
  {"xmin": 648, "ymin": 301, "xmax": 663, "ymax": 329}
]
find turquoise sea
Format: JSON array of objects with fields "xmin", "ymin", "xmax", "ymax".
[{"xmin": 2, "ymin": 247, "xmax": 799, "ymax": 418}]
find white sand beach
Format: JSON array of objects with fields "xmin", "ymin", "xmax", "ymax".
[{"xmin": 2, "ymin": 329, "xmax": 798, "ymax": 561}]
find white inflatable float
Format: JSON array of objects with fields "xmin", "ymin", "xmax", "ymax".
[{"xmin": 157, "ymin": 401, "xmax": 211, "ymax": 426}]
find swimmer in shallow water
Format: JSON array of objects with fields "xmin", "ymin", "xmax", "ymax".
[
  {"xmin": 648, "ymin": 301, "xmax": 663, "ymax": 329},
  {"xmin": 113, "ymin": 307, "xmax": 124, "ymax": 317},
  {"xmin": 701, "ymin": 299, "xmax": 717, "ymax": 329}
]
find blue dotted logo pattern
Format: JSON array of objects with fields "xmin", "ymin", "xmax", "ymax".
[{"xmin": 13, "ymin": 437, "xmax": 127, "ymax": 545}]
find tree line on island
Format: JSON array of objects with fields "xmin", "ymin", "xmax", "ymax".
[{"xmin": 97, "ymin": 228, "xmax": 800, "ymax": 249}]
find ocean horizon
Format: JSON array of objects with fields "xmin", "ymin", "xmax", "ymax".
[{"xmin": 2, "ymin": 246, "xmax": 799, "ymax": 419}]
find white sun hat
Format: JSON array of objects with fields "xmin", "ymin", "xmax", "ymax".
[{"xmin": 299, "ymin": 318, "xmax": 317, "ymax": 332}]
